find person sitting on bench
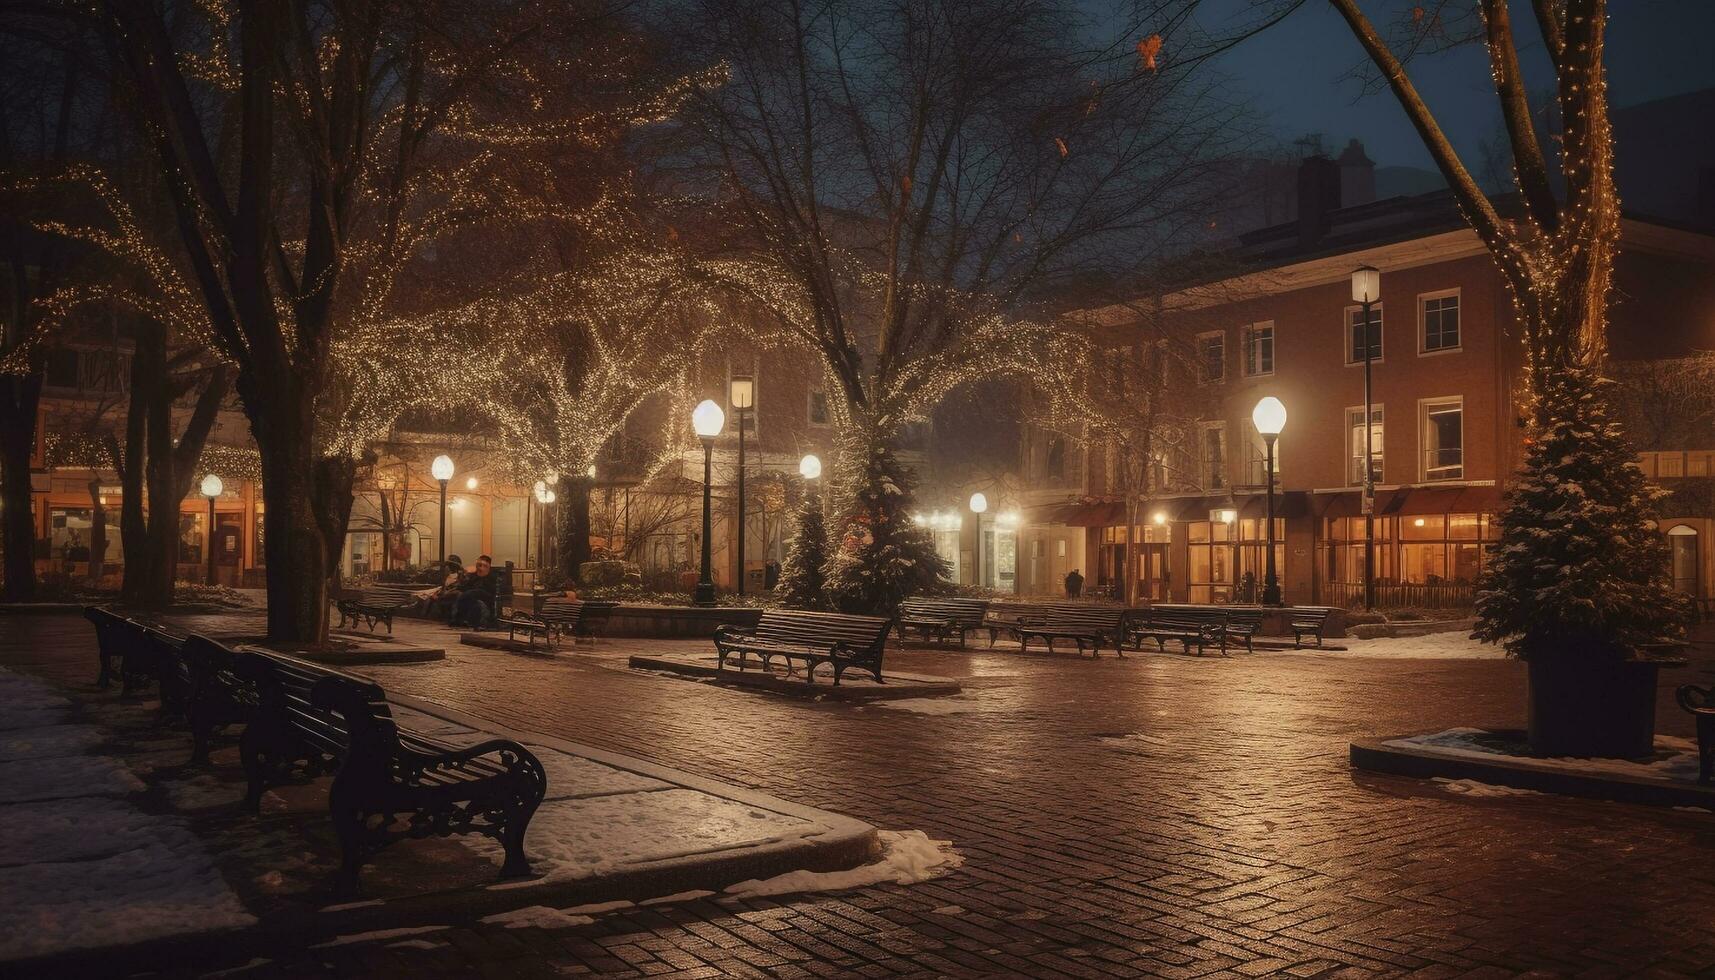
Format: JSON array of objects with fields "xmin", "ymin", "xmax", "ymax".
[
  {"xmin": 449, "ymin": 555, "xmax": 498, "ymax": 628},
  {"xmin": 413, "ymin": 555, "xmax": 465, "ymax": 617}
]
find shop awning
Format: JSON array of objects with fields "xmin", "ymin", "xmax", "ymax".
[
  {"xmin": 1025, "ymin": 500, "xmax": 1127, "ymax": 527},
  {"xmin": 1315, "ymin": 485, "xmax": 1502, "ymax": 520},
  {"xmin": 1316, "ymin": 488, "xmax": 1401, "ymax": 520},
  {"xmin": 1238, "ymin": 490, "xmax": 1310, "ymax": 520}
]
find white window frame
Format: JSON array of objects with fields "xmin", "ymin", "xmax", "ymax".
[
  {"xmin": 1418, "ymin": 288, "xmax": 1462, "ymax": 356},
  {"xmin": 1241, "ymin": 321, "xmax": 1275, "ymax": 377},
  {"xmin": 1344, "ymin": 303, "xmax": 1384, "ymax": 366},
  {"xmin": 1419, "ymin": 396, "xmax": 1465, "ymax": 482},
  {"xmin": 1196, "ymin": 330, "xmax": 1225, "ymax": 384},
  {"xmin": 1199, "ymin": 421, "xmax": 1227, "ymax": 490},
  {"xmin": 1346, "ymin": 405, "xmax": 1384, "ymax": 486}
]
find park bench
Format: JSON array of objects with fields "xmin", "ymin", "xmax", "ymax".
[
  {"xmin": 180, "ymin": 633, "xmax": 262, "ymax": 764},
  {"xmin": 495, "ymin": 597, "xmax": 618, "ymax": 648},
  {"xmin": 896, "ymin": 597, "xmax": 990, "ymax": 647},
  {"xmin": 1678, "ymin": 684, "xmax": 1715, "ymax": 783},
  {"xmin": 88, "ymin": 606, "xmax": 154, "ymax": 692},
  {"xmin": 981, "ymin": 603, "xmax": 1070, "ymax": 647},
  {"xmin": 1221, "ymin": 607, "xmax": 1264, "ymax": 653},
  {"xmin": 233, "ymin": 647, "xmax": 547, "ymax": 889},
  {"xmin": 1128, "ymin": 606, "xmax": 1226, "ymax": 656},
  {"xmin": 713, "ymin": 610, "xmax": 893, "ymax": 685},
  {"xmin": 1290, "ymin": 606, "xmax": 1337, "ymax": 648},
  {"xmin": 333, "ymin": 584, "xmax": 420, "ymax": 634},
  {"xmin": 135, "ymin": 622, "xmax": 196, "ymax": 721},
  {"xmin": 1015, "ymin": 605, "xmax": 1128, "ymax": 657}
]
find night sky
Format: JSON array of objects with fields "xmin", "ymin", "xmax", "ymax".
[{"xmin": 1192, "ymin": 0, "xmax": 1715, "ymax": 172}]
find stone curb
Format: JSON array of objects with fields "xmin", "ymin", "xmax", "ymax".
[
  {"xmin": 1350, "ymin": 731, "xmax": 1715, "ymax": 808},
  {"xmin": 7, "ymin": 693, "xmax": 879, "ymax": 976}
]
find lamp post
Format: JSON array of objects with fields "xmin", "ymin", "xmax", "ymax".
[
  {"xmin": 692, "ymin": 399, "xmax": 725, "ymax": 606},
  {"xmin": 431, "ymin": 454, "xmax": 454, "ymax": 570},
  {"xmin": 730, "ymin": 378, "xmax": 754, "ymax": 595},
  {"xmin": 969, "ymin": 492, "xmax": 988, "ymax": 589},
  {"xmin": 1252, "ymin": 396, "xmax": 1287, "ymax": 606},
  {"xmin": 1352, "ymin": 265, "xmax": 1381, "ymax": 611},
  {"xmin": 200, "ymin": 473, "xmax": 222, "ymax": 586}
]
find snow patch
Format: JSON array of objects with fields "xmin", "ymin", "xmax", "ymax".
[
  {"xmin": 0, "ymin": 750, "xmax": 146, "ymax": 803},
  {"xmin": 311, "ymin": 925, "xmax": 449, "ymax": 948},
  {"xmin": 479, "ymin": 905, "xmax": 597, "ymax": 930},
  {"xmin": 1433, "ymin": 777, "xmax": 1539, "ymax": 798},
  {"xmin": 0, "ymin": 724, "xmax": 102, "ymax": 762},
  {"xmin": 640, "ymin": 889, "xmax": 715, "ymax": 906},
  {"xmin": 1318, "ymin": 632, "xmax": 1505, "ymax": 659},
  {"xmin": 723, "ymin": 830, "xmax": 961, "ymax": 899},
  {"xmin": 1388, "ymin": 729, "xmax": 1704, "ymax": 783}
]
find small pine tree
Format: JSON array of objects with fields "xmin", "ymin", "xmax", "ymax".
[
  {"xmin": 824, "ymin": 441, "xmax": 951, "ymax": 616},
  {"xmin": 776, "ymin": 491, "xmax": 829, "ymax": 609},
  {"xmin": 1474, "ymin": 367, "xmax": 1691, "ymax": 659}
]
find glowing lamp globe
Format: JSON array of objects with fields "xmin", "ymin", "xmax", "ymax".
[
  {"xmin": 587, "ymin": 464, "xmax": 597, "ymax": 479},
  {"xmin": 1153, "ymin": 512, "xmax": 1167, "ymax": 525},
  {"xmin": 1218, "ymin": 508, "xmax": 1237, "ymax": 525},
  {"xmin": 533, "ymin": 480, "xmax": 549, "ymax": 503},
  {"xmin": 729, "ymin": 377, "xmax": 755, "ymax": 411},
  {"xmin": 431, "ymin": 454, "xmax": 455, "ymax": 482},
  {"xmin": 1351, "ymin": 265, "xmax": 1381, "ymax": 304},
  {"xmin": 799, "ymin": 454, "xmax": 822, "ymax": 480},
  {"xmin": 692, "ymin": 399, "xmax": 725, "ymax": 438},
  {"xmin": 465, "ymin": 476, "xmax": 479, "ymax": 490},
  {"xmin": 1251, "ymin": 396, "xmax": 1287, "ymax": 437},
  {"xmin": 543, "ymin": 489, "xmax": 556, "ymax": 504},
  {"xmin": 200, "ymin": 473, "xmax": 223, "ymax": 499},
  {"xmin": 969, "ymin": 492, "xmax": 988, "ymax": 514}
]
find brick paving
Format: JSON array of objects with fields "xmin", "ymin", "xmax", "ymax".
[{"xmin": 6, "ymin": 612, "xmax": 1715, "ymax": 977}]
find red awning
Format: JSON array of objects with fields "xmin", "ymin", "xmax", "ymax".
[
  {"xmin": 1317, "ymin": 489, "xmax": 1401, "ymax": 520},
  {"xmin": 1238, "ymin": 490, "xmax": 1309, "ymax": 520}
]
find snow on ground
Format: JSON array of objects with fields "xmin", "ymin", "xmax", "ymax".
[
  {"xmin": 0, "ymin": 667, "xmax": 253, "ymax": 963},
  {"xmin": 1433, "ymin": 777, "xmax": 1539, "ymax": 798},
  {"xmin": 1388, "ymin": 729, "xmax": 1703, "ymax": 783},
  {"xmin": 522, "ymin": 748, "xmax": 673, "ymax": 801},
  {"xmin": 310, "ymin": 925, "xmax": 449, "ymax": 948},
  {"xmin": 161, "ymin": 773, "xmax": 241, "ymax": 810},
  {"xmin": 470, "ymin": 787, "xmax": 830, "ymax": 882},
  {"xmin": 480, "ymin": 905, "xmax": 597, "ymax": 930},
  {"xmin": 723, "ymin": 830, "xmax": 962, "ymax": 899},
  {"xmin": 870, "ymin": 697, "xmax": 982, "ymax": 715},
  {"xmin": 1318, "ymin": 631, "xmax": 1505, "ymax": 659},
  {"xmin": 0, "ymin": 724, "xmax": 103, "ymax": 762}
]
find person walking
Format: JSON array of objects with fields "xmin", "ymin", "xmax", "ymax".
[{"xmin": 1065, "ymin": 568, "xmax": 1084, "ymax": 598}]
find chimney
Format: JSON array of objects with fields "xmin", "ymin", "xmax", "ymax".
[
  {"xmin": 1296, "ymin": 154, "xmax": 1341, "ymax": 247},
  {"xmin": 1338, "ymin": 138, "xmax": 1377, "ymax": 207}
]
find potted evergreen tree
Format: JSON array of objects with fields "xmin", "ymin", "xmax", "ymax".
[{"xmin": 1474, "ymin": 368, "xmax": 1692, "ymax": 757}]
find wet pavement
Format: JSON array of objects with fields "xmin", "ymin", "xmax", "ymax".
[{"xmin": 6, "ymin": 611, "xmax": 1715, "ymax": 977}]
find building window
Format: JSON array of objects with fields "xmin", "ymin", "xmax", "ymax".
[
  {"xmin": 1420, "ymin": 291, "xmax": 1460, "ymax": 353},
  {"xmin": 1347, "ymin": 407, "xmax": 1383, "ymax": 485},
  {"xmin": 1242, "ymin": 322, "xmax": 1274, "ymax": 376},
  {"xmin": 1421, "ymin": 399, "xmax": 1463, "ymax": 481},
  {"xmin": 1197, "ymin": 331, "xmax": 1225, "ymax": 383},
  {"xmin": 1046, "ymin": 436, "xmax": 1066, "ymax": 481},
  {"xmin": 1200, "ymin": 423, "xmax": 1226, "ymax": 490},
  {"xmin": 807, "ymin": 390, "xmax": 830, "ymax": 426},
  {"xmin": 1346, "ymin": 304, "xmax": 1382, "ymax": 364}
]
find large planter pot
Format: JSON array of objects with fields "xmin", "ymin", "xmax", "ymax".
[{"xmin": 1526, "ymin": 657, "xmax": 1660, "ymax": 758}]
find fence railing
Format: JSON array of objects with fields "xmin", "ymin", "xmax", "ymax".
[{"xmin": 1323, "ymin": 580, "xmax": 1476, "ymax": 610}]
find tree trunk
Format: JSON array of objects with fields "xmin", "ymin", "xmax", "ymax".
[
  {"xmin": 0, "ymin": 373, "xmax": 43, "ymax": 602},
  {"xmin": 558, "ymin": 475, "xmax": 592, "ymax": 583},
  {"xmin": 117, "ymin": 350, "xmax": 150, "ymax": 602},
  {"xmin": 250, "ymin": 390, "xmax": 329, "ymax": 643},
  {"xmin": 314, "ymin": 453, "xmax": 362, "ymax": 592}
]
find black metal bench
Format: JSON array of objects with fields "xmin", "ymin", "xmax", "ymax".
[
  {"xmin": 1221, "ymin": 607, "xmax": 1263, "ymax": 652},
  {"xmin": 136, "ymin": 622, "xmax": 195, "ymax": 722},
  {"xmin": 897, "ymin": 597, "xmax": 990, "ymax": 647},
  {"xmin": 981, "ymin": 603, "xmax": 1062, "ymax": 647},
  {"xmin": 1015, "ymin": 606, "xmax": 1128, "ymax": 657},
  {"xmin": 333, "ymin": 584, "xmax": 419, "ymax": 633},
  {"xmin": 1290, "ymin": 606, "xmax": 1337, "ymax": 648},
  {"xmin": 180, "ymin": 633, "xmax": 262, "ymax": 764},
  {"xmin": 1129, "ymin": 606, "xmax": 1225, "ymax": 655},
  {"xmin": 87, "ymin": 606, "xmax": 154, "ymax": 692},
  {"xmin": 713, "ymin": 610, "xmax": 893, "ymax": 685},
  {"xmin": 495, "ymin": 598, "xmax": 618, "ymax": 648},
  {"xmin": 1679, "ymin": 685, "xmax": 1715, "ymax": 783},
  {"xmin": 234, "ymin": 648, "xmax": 546, "ymax": 890}
]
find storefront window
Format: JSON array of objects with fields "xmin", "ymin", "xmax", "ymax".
[{"xmin": 1322, "ymin": 512, "xmax": 1494, "ymax": 606}]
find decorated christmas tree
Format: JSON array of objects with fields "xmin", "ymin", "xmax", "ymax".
[
  {"xmin": 776, "ymin": 490, "xmax": 829, "ymax": 610},
  {"xmin": 1474, "ymin": 367, "xmax": 1690, "ymax": 659},
  {"xmin": 824, "ymin": 441, "xmax": 950, "ymax": 616}
]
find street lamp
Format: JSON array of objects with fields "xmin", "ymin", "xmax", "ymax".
[
  {"xmin": 729, "ymin": 377, "xmax": 754, "ymax": 595},
  {"xmin": 200, "ymin": 473, "xmax": 222, "ymax": 586},
  {"xmin": 969, "ymin": 492, "xmax": 988, "ymax": 589},
  {"xmin": 692, "ymin": 399, "xmax": 726, "ymax": 606},
  {"xmin": 798, "ymin": 453, "xmax": 822, "ymax": 482},
  {"xmin": 1351, "ymin": 265, "xmax": 1381, "ymax": 611},
  {"xmin": 431, "ymin": 454, "xmax": 455, "ymax": 570},
  {"xmin": 1252, "ymin": 396, "xmax": 1287, "ymax": 606}
]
